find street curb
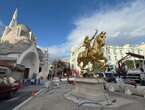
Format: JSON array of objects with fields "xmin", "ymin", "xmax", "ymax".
[{"xmin": 12, "ymin": 88, "xmax": 44, "ymax": 110}]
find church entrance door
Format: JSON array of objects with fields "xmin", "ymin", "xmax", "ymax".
[{"xmin": 24, "ymin": 68, "xmax": 29, "ymax": 79}]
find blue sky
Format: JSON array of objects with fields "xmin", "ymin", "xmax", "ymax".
[
  {"xmin": 0, "ymin": 0, "xmax": 145, "ymax": 58},
  {"xmin": 0, "ymin": 0, "xmax": 127, "ymax": 46}
]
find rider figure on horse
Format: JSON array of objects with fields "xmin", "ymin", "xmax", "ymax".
[
  {"xmin": 82, "ymin": 36, "xmax": 94, "ymax": 57},
  {"xmin": 82, "ymin": 30, "xmax": 98, "ymax": 57}
]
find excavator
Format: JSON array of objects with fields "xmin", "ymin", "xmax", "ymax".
[{"xmin": 116, "ymin": 52, "xmax": 145, "ymax": 84}]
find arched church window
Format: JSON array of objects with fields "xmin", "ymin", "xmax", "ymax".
[{"xmin": 20, "ymin": 30, "xmax": 29, "ymax": 37}]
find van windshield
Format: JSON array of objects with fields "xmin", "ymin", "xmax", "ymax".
[
  {"xmin": 0, "ymin": 69, "xmax": 8, "ymax": 74},
  {"xmin": 105, "ymin": 73, "xmax": 113, "ymax": 77},
  {"xmin": 0, "ymin": 72, "xmax": 6, "ymax": 74}
]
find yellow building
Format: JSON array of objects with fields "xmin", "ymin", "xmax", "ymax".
[{"xmin": 137, "ymin": 43, "xmax": 145, "ymax": 56}]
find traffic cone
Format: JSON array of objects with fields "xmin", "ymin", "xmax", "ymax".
[{"xmin": 32, "ymin": 89, "xmax": 36, "ymax": 96}]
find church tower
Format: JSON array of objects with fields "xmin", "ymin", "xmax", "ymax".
[
  {"xmin": 2, "ymin": 9, "xmax": 18, "ymax": 39},
  {"xmin": 9, "ymin": 8, "xmax": 17, "ymax": 28},
  {"xmin": 1, "ymin": 8, "xmax": 36, "ymax": 44}
]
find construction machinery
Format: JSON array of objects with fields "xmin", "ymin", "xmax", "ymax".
[{"xmin": 116, "ymin": 52, "xmax": 145, "ymax": 84}]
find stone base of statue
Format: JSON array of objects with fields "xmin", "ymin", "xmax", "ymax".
[
  {"xmin": 64, "ymin": 78, "xmax": 135, "ymax": 109},
  {"xmin": 65, "ymin": 78, "xmax": 112, "ymax": 104},
  {"xmin": 73, "ymin": 78, "xmax": 108, "ymax": 101}
]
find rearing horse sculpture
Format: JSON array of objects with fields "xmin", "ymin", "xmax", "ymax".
[{"xmin": 77, "ymin": 32, "xmax": 107, "ymax": 74}]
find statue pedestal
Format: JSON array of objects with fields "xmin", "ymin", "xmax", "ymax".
[
  {"xmin": 64, "ymin": 78, "xmax": 135, "ymax": 109},
  {"xmin": 72, "ymin": 78, "xmax": 107, "ymax": 101},
  {"xmin": 65, "ymin": 78, "xmax": 113, "ymax": 105}
]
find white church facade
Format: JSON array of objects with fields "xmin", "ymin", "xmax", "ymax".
[{"xmin": 0, "ymin": 9, "xmax": 48, "ymax": 80}]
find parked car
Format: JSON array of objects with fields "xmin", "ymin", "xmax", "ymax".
[
  {"xmin": 0, "ymin": 76, "xmax": 20, "ymax": 99},
  {"xmin": 0, "ymin": 66, "xmax": 20, "ymax": 99}
]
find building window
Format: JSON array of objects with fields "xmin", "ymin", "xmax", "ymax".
[
  {"xmin": 113, "ymin": 49, "xmax": 116, "ymax": 55},
  {"xmin": 114, "ymin": 56, "xmax": 117, "ymax": 60},
  {"xmin": 107, "ymin": 48, "xmax": 110, "ymax": 54},
  {"xmin": 138, "ymin": 50, "xmax": 140, "ymax": 54},
  {"xmin": 72, "ymin": 52, "xmax": 75, "ymax": 55},
  {"xmin": 120, "ymin": 49, "xmax": 123, "ymax": 55},
  {"xmin": 108, "ymin": 56, "xmax": 111, "ymax": 60},
  {"xmin": 20, "ymin": 30, "xmax": 29, "ymax": 37},
  {"xmin": 128, "ymin": 49, "xmax": 131, "ymax": 52},
  {"xmin": 72, "ymin": 64, "xmax": 74, "ymax": 69},
  {"xmin": 131, "ymin": 49, "xmax": 134, "ymax": 53}
]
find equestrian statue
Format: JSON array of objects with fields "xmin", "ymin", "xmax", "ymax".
[{"xmin": 77, "ymin": 30, "xmax": 108, "ymax": 76}]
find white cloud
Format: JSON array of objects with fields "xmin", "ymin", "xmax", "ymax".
[
  {"xmin": 48, "ymin": 44, "xmax": 67, "ymax": 57},
  {"xmin": 48, "ymin": 0, "xmax": 145, "ymax": 58}
]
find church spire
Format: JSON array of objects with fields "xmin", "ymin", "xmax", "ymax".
[
  {"xmin": 1, "ymin": 8, "xmax": 18, "ymax": 39},
  {"xmin": 9, "ymin": 8, "xmax": 18, "ymax": 28}
]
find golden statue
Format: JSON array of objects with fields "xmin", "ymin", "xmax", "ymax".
[
  {"xmin": 81, "ymin": 30, "xmax": 98, "ymax": 57},
  {"xmin": 77, "ymin": 31, "xmax": 107, "ymax": 75}
]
